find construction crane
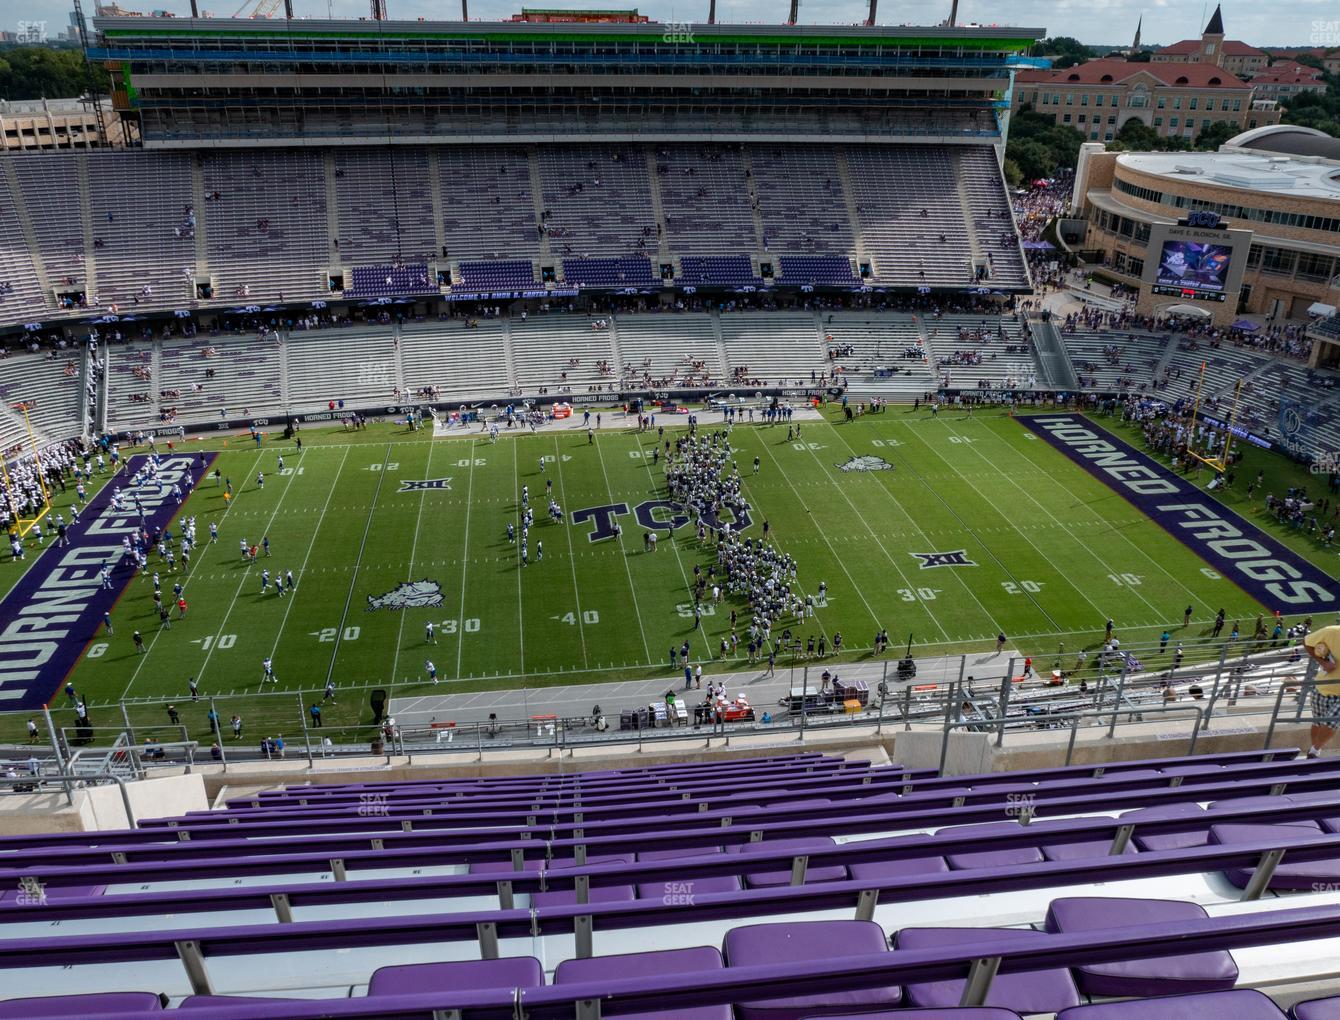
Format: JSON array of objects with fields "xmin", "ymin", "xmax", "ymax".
[{"xmin": 232, "ymin": 0, "xmax": 282, "ymax": 17}]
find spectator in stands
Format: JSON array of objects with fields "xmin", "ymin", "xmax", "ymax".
[{"xmin": 1304, "ymin": 625, "xmax": 1340, "ymax": 758}]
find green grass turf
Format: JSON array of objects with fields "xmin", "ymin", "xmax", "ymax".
[{"xmin": 11, "ymin": 406, "xmax": 1335, "ymax": 746}]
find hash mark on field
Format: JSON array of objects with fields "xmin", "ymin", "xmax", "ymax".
[
  {"xmin": 454, "ymin": 441, "xmax": 478, "ymax": 682},
  {"xmin": 550, "ymin": 436, "xmax": 589, "ymax": 668},
  {"xmin": 592, "ymin": 433, "xmax": 651, "ymax": 662},
  {"xmin": 324, "ymin": 443, "xmax": 393, "ymax": 689},
  {"xmin": 392, "ymin": 440, "xmax": 436, "ymax": 684},
  {"xmin": 265, "ymin": 445, "xmax": 350, "ymax": 666},
  {"xmin": 118, "ymin": 448, "xmax": 267, "ymax": 701}
]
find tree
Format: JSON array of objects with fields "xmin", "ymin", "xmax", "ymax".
[
  {"xmin": 1005, "ymin": 109, "xmax": 1087, "ymax": 177},
  {"xmin": 1006, "ymin": 139, "xmax": 1055, "ymax": 183},
  {"xmin": 0, "ymin": 46, "xmax": 102, "ymax": 101},
  {"xmin": 1194, "ymin": 119, "xmax": 1241, "ymax": 150},
  {"xmin": 1127, "ymin": 50, "xmax": 1152, "ymax": 63},
  {"xmin": 1002, "ymin": 157, "xmax": 1023, "ymax": 188},
  {"xmin": 1033, "ymin": 36, "xmax": 1093, "ymax": 70}
]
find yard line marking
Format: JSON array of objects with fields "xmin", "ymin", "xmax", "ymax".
[
  {"xmin": 453, "ymin": 440, "xmax": 478, "ymax": 682},
  {"xmin": 549, "ymin": 436, "xmax": 590, "ymax": 668},
  {"xmin": 964, "ymin": 417, "xmax": 1203, "ymax": 616},
  {"xmin": 264, "ymin": 445, "xmax": 351, "ymax": 664},
  {"xmin": 592, "ymin": 432, "xmax": 651, "ymax": 663},
  {"xmin": 117, "ymin": 448, "xmax": 267, "ymax": 701},
  {"xmin": 323, "ymin": 443, "xmax": 393, "ymax": 689},
  {"xmin": 879, "ymin": 422, "xmax": 1079, "ymax": 631},
  {"xmin": 810, "ymin": 422, "xmax": 998, "ymax": 637},
  {"xmin": 392, "ymin": 440, "xmax": 436, "ymax": 684},
  {"xmin": 767, "ymin": 425, "xmax": 938, "ymax": 640},
  {"xmin": 629, "ymin": 432, "xmax": 713, "ymax": 657},
  {"xmin": 511, "ymin": 440, "xmax": 526, "ymax": 677}
]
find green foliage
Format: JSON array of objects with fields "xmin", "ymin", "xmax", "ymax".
[
  {"xmin": 0, "ymin": 45, "xmax": 102, "ymax": 101},
  {"xmin": 1006, "ymin": 109, "xmax": 1087, "ymax": 178},
  {"xmin": 1281, "ymin": 72, "xmax": 1340, "ymax": 138},
  {"xmin": 1033, "ymin": 36, "xmax": 1093, "ymax": 70},
  {"xmin": 1002, "ymin": 157, "xmax": 1023, "ymax": 188},
  {"xmin": 1194, "ymin": 119, "xmax": 1240, "ymax": 150}
]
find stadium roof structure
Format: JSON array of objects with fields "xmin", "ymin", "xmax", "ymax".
[
  {"xmin": 1016, "ymin": 58, "xmax": 1251, "ymax": 89},
  {"xmin": 94, "ymin": 14, "xmax": 1045, "ymax": 46},
  {"xmin": 1116, "ymin": 150, "xmax": 1340, "ymax": 201},
  {"xmin": 1225, "ymin": 125, "xmax": 1340, "ymax": 162}
]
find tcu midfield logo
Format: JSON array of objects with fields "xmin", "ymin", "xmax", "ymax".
[
  {"xmin": 572, "ymin": 499, "xmax": 752, "ymax": 542},
  {"xmin": 367, "ymin": 579, "xmax": 445, "ymax": 611}
]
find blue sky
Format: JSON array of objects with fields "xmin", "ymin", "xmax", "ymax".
[{"xmin": 14, "ymin": 0, "xmax": 1338, "ymax": 49}]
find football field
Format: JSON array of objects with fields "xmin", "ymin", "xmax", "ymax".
[{"xmin": 11, "ymin": 406, "xmax": 1332, "ymax": 737}]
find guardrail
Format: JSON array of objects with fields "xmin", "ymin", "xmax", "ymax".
[{"xmin": 0, "ymin": 635, "xmax": 1319, "ymax": 788}]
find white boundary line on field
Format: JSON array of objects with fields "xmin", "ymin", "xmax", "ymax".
[
  {"xmin": 391, "ymin": 439, "xmax": 436, "ymax": 684},
  {"xmin": 263, "ymin": 445, "xmax": 351, "ymax": 668},
  {"xmin": 510, "ymin": 439, "xmax": 526, "ymax": 677},
  {"xmin": 453, "ymin": 440, "xmax": 478, "ymax": 681},
  {"xmin": 549, "ymin": 435, "xmax": 590, "ymax": 668},
  {"xmin": 967, "ymin": 416, "xmax": 1214, "ymax": 613},
  {"xmin": 795, "ymin": 423, "xmax": 1000, "ymax": 639},
  {"xmin": 627, "ymin": 429, "xmax": 717, "ymax": 661},
  {"xmin": 183, "ymin": 448, "xmax": 311, "ymax": 693},
  {"xmin": 756, "ymin": 423, "xmax": 928, "ymax": 639},
  {"xmin": 116, "ymin": 448, "xmax": 267, "ymax": 701},
  {"xmin": 591, "ymin": 432, "xmax": 651, "ymax": 663},
  {"xmin": 840, "ymin": 420, "xmax": 1075, "ymax": 632},
  {"xmin": 322, "ymin": 443, "xmax": 392, "ymax": 689}
]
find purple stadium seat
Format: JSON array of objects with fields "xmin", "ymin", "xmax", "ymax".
[
  {"xmin": 367, "ymin": 955, "xmax": 543, "ymax": 997},
  {"xmin": 556, "ymin": 946, "xmax": 730, "ymax": 1020},
  {"xmin": 638, "ymin": 874, "xmax": 742, "ymax": 899},
  {"xmin": 727, "ymin": 837, "xmax": 848, "ymax": 888},
  {"xmin": 1131, "ymin": 802, "xmax": 1320, "ymax": 853},
  {"xmin": 178, "ymin": 996, "xmax": 301, "ymax": 1009},
  {"xmin": 1292, "ymin": 995, "xmax": 1340, "ymax": 1019},
  {"xmin": 468, "ymin": 858, "xmax": 540, "ymax": 874},
  {"xmin": 531, "ymin": 883, "xmax": 635, "ymax": 907},
  {"xmin": 723, "ymin": 920, "xmax": 901, "ymax": 1019},
  {"xmin": 804, "ymin": 1012, "xmax": 1021, "ymax": 1020},
  {"xmin": 1057, "ymin": 989, "xmax": 1286, "ymax": 1019},
  {"xmin": 1042, "ymin": 822, "xmax": 1142, "ymax": 862},
  {"xmin": 941, "ymin": 822, "xmax": 1044, "ymax": 870},
  {"xmin": 640, "ymin": 846, "xmax": 723, "ymax": 862},
  {"xmin": 1044, "ymin": 897, "xmax": 1239, "ymax": 996},
  {"xmin": 550, "ymin": 854, "xmax": 634, "ymax": 869},
  {"xmin": 894, "ymin": 927, "xmax": 1079, "ymax": 1013},
  {"xmin": 1210, "ymin": 823, "xmax": 1340, "ymax": 889},
  {"xmin": 0, "ymin": 884, "xmax": 105, "ymax": 905},
  {"xmin": 843, "ymin": 835, "xmax": 949, "ymax": 881},
  {"xmin": 0, "ymin": 992, "xmax": 164, "ymax": 1017}
]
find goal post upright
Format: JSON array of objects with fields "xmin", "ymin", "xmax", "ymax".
[{"xmin": 1, "ymin": 403, "xmax": 52, "ymax": 538}]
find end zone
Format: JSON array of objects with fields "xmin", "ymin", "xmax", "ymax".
[
  {"xmin": 0, "ymin": 453, "xmax": 216, "ymax": 710},
  {"xmin": 1017, "ymin": 415, "xmax": 1340, "ymax": 614}
]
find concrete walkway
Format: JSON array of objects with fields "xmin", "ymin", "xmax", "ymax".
[{"xmin": 388, "ymin": 646, "xmax": 1025, "ymax": 728}]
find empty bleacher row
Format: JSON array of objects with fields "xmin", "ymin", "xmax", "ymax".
[
  {"xmin": 8, "ymin": 749, "xmax": 1340, "ymax": 1016},
  {"xmin": 0, "ymin": 143, "xmax": 1029, "ymax": 327}
]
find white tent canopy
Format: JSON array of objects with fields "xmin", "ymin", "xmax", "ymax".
[
  {"xmin": 1308, "ymin": 301, "xmax": 1337, "ymax": 318},
  {"xmin": 1161, "ymin": 303, "xmax": 1213, "ymax": 319}
]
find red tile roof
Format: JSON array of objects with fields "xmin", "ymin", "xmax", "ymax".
[
  {"xmin": 1016, "ymin": 59, "xmax": 1251, "ymax": 89},
  {"xmin": 1157, "ymin": 39, "xmax": 1266, "ymax": 57}
]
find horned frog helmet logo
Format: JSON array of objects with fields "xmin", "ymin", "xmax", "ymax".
[
  {"xmin": 838, "ymin": 455, "xmax": 894, "ymax": 472},
  {"xmin": 366, "ymin": 579, "xmax": 444, "ymax": 611}
]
